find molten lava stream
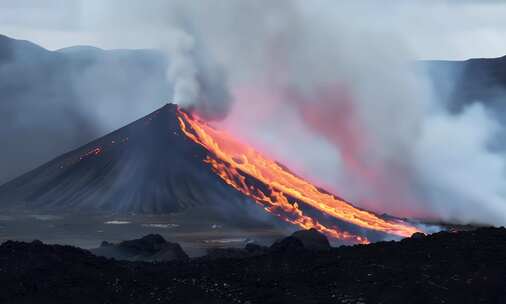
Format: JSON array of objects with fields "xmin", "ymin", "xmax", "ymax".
[
  {"xmin": 176, "ymin": 108, "xmax": 420, "ymax": 243},
  {"xmin": 205, "ymin": 156, "xmax": 367, "ymax": 243}
]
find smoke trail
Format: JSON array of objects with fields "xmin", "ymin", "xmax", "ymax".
[
  {"xmin": 165, "ymin": 29, "xmax": 199, "ymax": 107},
  {"xmin": 164, "ymin": 26, "xmax": 232, "ymax": 120}
]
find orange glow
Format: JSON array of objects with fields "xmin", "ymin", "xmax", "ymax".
[
  {"xmin": 176, "ymin": 108, "xmax": 420, "ymax": 242},
  {"xmin": 79, "ymin": 147, "xmax": 102, "ymax": 160}
]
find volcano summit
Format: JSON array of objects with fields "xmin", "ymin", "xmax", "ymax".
[{"xmin": 0, "ymin": 104, "xmax": 420, "ymax": 243}]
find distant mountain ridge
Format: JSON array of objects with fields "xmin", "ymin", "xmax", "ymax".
[
  {"xmin": 2, "ymin": 33, "xmax": 506, "ymax": 186},
  {"xmin": 0, "ymin": 34, "xmax": 169, "ymax": 185},
  {"xmin": 424, "ymin": 55, "xmax": 506, "ymax": 118}
]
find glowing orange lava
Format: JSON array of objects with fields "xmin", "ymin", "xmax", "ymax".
[{"xmin": 176, "ymin": 108, "xmax": 420, "ymax": 243}]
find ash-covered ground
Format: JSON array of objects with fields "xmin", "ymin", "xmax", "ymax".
[{"xmin": 1, "ymin": 227, "xmax": 505, "ymax": 304}]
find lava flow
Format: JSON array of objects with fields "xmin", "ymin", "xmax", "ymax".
[{"xmin": 176, "ymin": 108, "xmax": 420, "ymax": 243}]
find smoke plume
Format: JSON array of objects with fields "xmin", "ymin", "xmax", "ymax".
[
  {"xmin": 133, "ymin": 0, "xmax": 506, "ymax": 225},
  {"xmin": 83, "ymin": 1, "xmax": 232, "ymax": 120}
]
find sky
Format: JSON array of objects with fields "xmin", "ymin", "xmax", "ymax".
[{"xmin": 2, "ymin": 1, "xmax": 506, "ymax": 60}]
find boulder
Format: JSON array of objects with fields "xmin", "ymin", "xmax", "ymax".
[
  {"xmin": 271, "ymin": 229, "xmax": 331, "ymax": 252},
  {"xmin": 291, "ymin": 228, "xmax": 331, "ymax": 250},
  {"xmin": 92, "ymin": 234, "xmax": 188, "ymax": 261},
  {"xmin": 411, "ymin": 232, "xmax": 426, "ymax": 239},
  {"xmin": 270, "ymin": 236, "xmax": 305, "ymax": 252}
]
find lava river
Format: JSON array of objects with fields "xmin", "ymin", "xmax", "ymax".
[{"xmin": 176, "ymin": 108, "xmax": 420, "ymax": 243}]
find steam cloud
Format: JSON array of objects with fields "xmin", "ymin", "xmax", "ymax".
[{"xmin": 3, "ymin": 1, "xmax": 506, "ymax": 226}]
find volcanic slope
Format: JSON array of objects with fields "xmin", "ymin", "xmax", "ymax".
[
  {"xmin": 0, "ymin": 104, "xmax": 252, "ymax": 215},
  {"xmin": 0, "ymin": 103, "xmax": 421, "ymax": 242}
]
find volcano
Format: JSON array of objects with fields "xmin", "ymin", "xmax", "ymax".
[
  {"xmin": 0, "ymin": 104, "xmax": 420, "ymax": 243},
  {"xmin": 0, "ymin": 104, "xmax": 245, "ymax": 214}
]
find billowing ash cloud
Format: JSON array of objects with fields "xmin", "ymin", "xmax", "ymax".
[
  {"xmin": 3, "ymin": 1, "xmax": 506, "ymax": 226},
  {"xmin": 117, "ymin": 0, "xmax": 506, "ymax": 226}
]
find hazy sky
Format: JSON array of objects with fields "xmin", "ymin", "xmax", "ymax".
[{"xmin": 2, "ymin": 0, "xmax": 506, "ymax": 60}]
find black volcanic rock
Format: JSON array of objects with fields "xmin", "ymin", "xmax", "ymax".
[
  {"xmin": 410, "ymin": 231, "xmax": 426, "ymax": 239},
  {"xmin": 270, "ymin": 236, "xmax": 305, "ymax": 252},
  {"xmin": 92, "ymin": 234, "xmax": 188, "ymax": 261},
  {"xmin": 170, "ymin": 229, "xmax": 330, "ymax": 260},
  {"xmin": 291, "ymin": 228, "xmax": 331, "ymax": 250},
  {"xmin": 1, "ymin": 228, "xmax": 505, "ymax": 303},
  {"xmin": 244, "ymin": 242, "xmax": 267, "ymax": 253},
  {"xmin": 0, "ymin": 239, "xmax": 220, "ymax": 304},
  {"xmin": 270, "ymin": 228, "xmax": 331, "ymax": 252},
  {"xmin": 118, "ymin": 234, "xmax": 168, "ymax": 253},
  {"xmin": 425, "ymin": 56, "xmax": 506, "ymax": 127},
  {"xmin": 205, "ymin": 243, "xmax": 269, "ymax": 260},
  {"xmin": 100, "ymin": 240, "xmax": 113, "ymax": 247},
  {"xmin": 205, "ymin": 247, "xmax": 256, "ymax": 260}
]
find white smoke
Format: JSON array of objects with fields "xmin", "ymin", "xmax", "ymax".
[
  {"xmin": 414, "ymin": 103, "xmax": 506, "ymax": 225},
  {"xmin": 165, "ymin": 28, "xmax": 199, "ymax": 106}
]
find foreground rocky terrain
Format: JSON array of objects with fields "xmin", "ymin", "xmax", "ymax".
[
  {"xmin": 91, "ymin": 234, "xmax": 189, "ymax": 262},
  {"xmin": 1, "ymin": 227, "xmax": 505, "ymax": 304}
]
